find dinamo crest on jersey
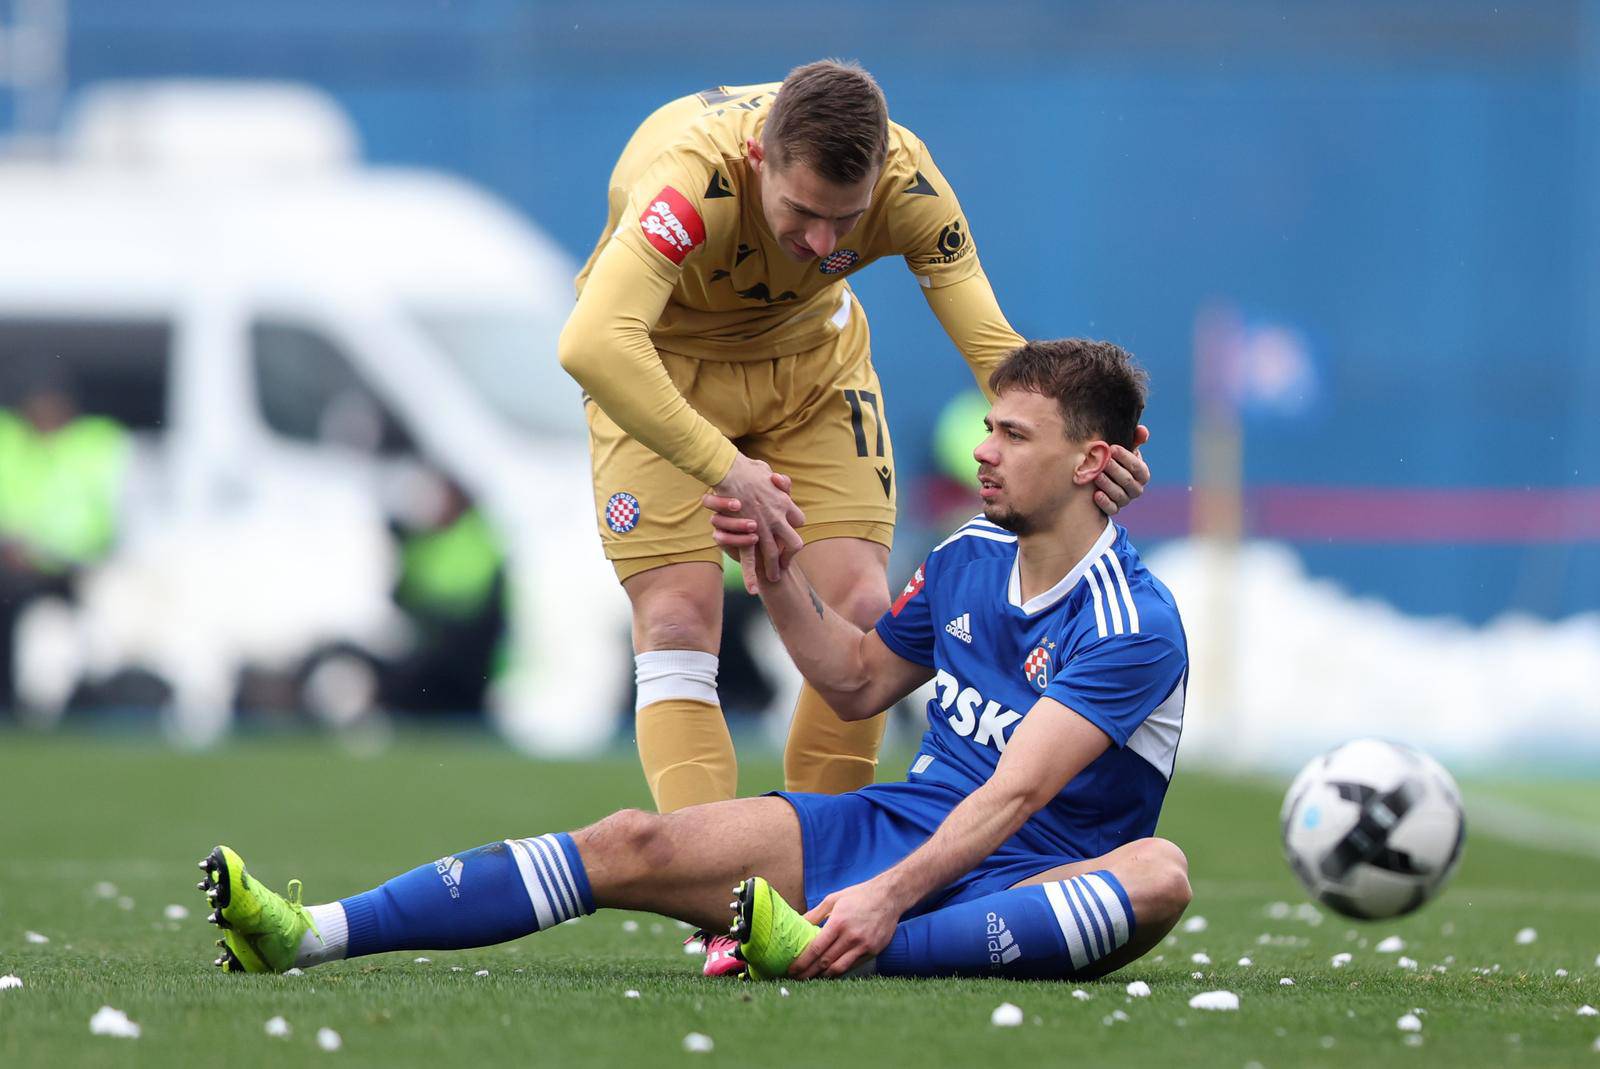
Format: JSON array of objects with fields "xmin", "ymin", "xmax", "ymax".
[{"xmin": 1022, "ymin": 642, "xmax": 1053, "ymax": 691}]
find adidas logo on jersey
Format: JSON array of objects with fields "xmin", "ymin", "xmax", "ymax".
[
  {"xmin": 986, "ymin": 911, "xmax": 1022, "ymax": 965},
  {"xmin": 944, "ymin": 613, "xmax": 973, "ymax": 644}
]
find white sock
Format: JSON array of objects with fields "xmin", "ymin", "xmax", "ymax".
[
  {"xmin": 634, "ymin": 650, "xmax": 719, "ymax": 709},
  {"xmin": 294, "ymin": 902, "xmax": 349, "ymax": 967}
]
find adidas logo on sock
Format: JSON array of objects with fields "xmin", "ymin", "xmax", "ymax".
[
  {"xmin": 434, "ymin": 855, "xmax": 464, "ymax": 899},
  {"xmin": 944, "ymin": 612, "xmax": 973, "ymax": 644},
  {"xmin": 986, "ymin": 911, "xmax": 1022, "ymax": 965}
]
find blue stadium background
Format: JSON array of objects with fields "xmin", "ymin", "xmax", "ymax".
[{"xmin": 18, "ymin": 0, "xmax": 1598, "ymax": 623}]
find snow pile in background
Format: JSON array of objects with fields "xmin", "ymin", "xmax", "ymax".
[
  {"xmin": 89, "ymin": 1006, "xmax": 140, "ymax": 1039},
  {"xmin": 1146, "ymin": 540, "xmax": 1600, "ymax": 769}
]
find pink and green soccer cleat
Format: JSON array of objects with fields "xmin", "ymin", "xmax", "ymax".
[{"xmin": 694, "ymin": 931, "xmax": 746, "ymax": 978}]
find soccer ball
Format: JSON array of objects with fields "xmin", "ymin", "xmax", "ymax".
[{"xmin": 1280, "ymin": 738, "xmax": 1465, "ymax": 920}]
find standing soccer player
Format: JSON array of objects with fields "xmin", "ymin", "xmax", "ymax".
[
  {"xmin": 558, "ymin": 61, "xmax": 1151, "ymax": 827},
  {"xmin": 198, "ymin": 339, "xmax": 1192, "ymax": 985}
]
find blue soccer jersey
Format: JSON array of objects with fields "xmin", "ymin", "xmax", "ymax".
[{"xmin": 874, "ymin": 515, "xmax": 1188, "ymax": 861}]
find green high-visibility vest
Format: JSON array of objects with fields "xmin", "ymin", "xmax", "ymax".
[
  {"xmin": 0, "ymin": 410, "xmax": 129, "ymax": 571},
  {"xmin": 396, "ymin": 508, "xmax": 504, "ymax": 621}
]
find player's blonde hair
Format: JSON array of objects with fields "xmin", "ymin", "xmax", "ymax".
[
  {"xmin": 989, "ymin": 339, "xmax": 1149, "ymax": 449},
  {"xmin": 763, "ymin": 59, "xmax": 888, "ymax": 185}
]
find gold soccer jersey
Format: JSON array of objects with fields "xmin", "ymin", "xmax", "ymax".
[{"xmin": 562, "ymin": 82, "xmax": 1023, "ymax": 491}]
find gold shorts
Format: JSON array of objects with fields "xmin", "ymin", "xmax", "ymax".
[{"xmin": 588, "ymin": 291, "xmax": 897, "ymax": 582}]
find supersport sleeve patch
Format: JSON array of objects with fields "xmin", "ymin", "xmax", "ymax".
[
  {"xmin": 638, "ymin": 186, "xmax": 706, "ymax": 265},
  {"xmin": 890, "ymin": 561, "xmax": 926, "ymax": 617},
  {"xmin": 875, "ymin": 558, "xmax": 936, "ymax": 668}
]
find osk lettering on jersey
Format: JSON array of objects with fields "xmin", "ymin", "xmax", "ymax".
[
  {"xmin": 639, "ymin": 186, "xmax": 706, "ymax": 265},
  {"xmin": 932, "ymin": 669, "xmax": 1024, "ymax": 752}
]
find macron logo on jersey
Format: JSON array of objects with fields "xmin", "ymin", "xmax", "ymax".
[
  {"xmin": 945, "ymin": 613, "xmax": 973, "ymax": 644},
  {"xmin": 639, "ymin": 186, "xmax": 705, "ymax": 265}
]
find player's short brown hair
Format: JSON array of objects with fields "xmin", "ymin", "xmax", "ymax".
[
  {"xmin": 989, "ymin": 339, "xmax": 1149, "ymax": 449},
  {"xmin": 762, "ymin": 59, "xmax": 888, "ymax": 185}
]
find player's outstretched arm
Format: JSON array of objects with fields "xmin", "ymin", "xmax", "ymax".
[
  {"xmin": 559, "ymin": 237, "xmax": 732, "ymax": 485},
  {"xmin": 703, "ymin": 488, "xmax": 930, "ymax": 718},
  {"xmin": 789, "ymin": 698, "xmax": 1110, "ymax": 979},
  {"xmin": 920, "ymin": 273, "xmax": 1152, "ymax": 516},
  {"xmin": 920, "ymin": 268, "xmax": 1024, "ymax": 399},
  {"xmin": 559, "ymin": 237, "xmax": 805, "ymax": 576}
]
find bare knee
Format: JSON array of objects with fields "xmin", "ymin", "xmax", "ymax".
[
  {"xmin": 638, "ymin": 612, "xmax": 715, "ymax": 652},
  {"xmin": 580, "ymin": 808, "xmax": 677, "ymax": 881},
  {"xmin": 630, "ymin": 589, "xmax": 720, "ymax": 652},
  {"xmin": 1135, "ymin": 837, "xmax": 1191, "ymax": 922}
]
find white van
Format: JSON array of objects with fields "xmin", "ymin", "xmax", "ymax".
[{"xmin": 1, "ymin": 81, "xmax": 631, "ymax": 752}]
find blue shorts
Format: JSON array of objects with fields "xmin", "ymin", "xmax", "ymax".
[{"xmin": 775, "ymin": 780, "xmax": 1085, "ymax": 917}]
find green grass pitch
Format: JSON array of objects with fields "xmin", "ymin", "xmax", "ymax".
[{"xmin": 2, "ymin": 731, "xmax": 1598, "ymax": 1067}]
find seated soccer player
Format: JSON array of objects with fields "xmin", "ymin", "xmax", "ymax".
[{"xmin": 196, "ymin": 338, "xmax": 1191, "ymax": 982}]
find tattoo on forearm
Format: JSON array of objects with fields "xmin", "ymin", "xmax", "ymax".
[{"xmin": 807, "ymin": 584, "xmax": 825, "ymax": 620}]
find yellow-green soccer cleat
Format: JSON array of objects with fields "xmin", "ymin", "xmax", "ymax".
[
  {"xmin": 195, "ymin": 845, "xmax": 317, "ymax": 974},
  {"xmin": 728, "ymin": 876, "xmax": 820, "ymax": 981}
]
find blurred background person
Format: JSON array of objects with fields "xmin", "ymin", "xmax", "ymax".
[
  {"xmin": 381, "ymin": 471, "xmax": 507, "ymax": 717},
  {"xmin": 289, "ymin": 468, "xmax": 509, "ymax": 730},
  {"xmin": 0, "ymin": 357, "xmax": 131, "ymax": 718}
]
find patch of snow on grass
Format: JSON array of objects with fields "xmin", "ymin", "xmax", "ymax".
[{"xmin": 1188, "ymin": 991, "xmax": 1239, "ymax": 1012}]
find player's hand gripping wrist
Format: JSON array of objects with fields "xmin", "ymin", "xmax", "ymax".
[{"xmin": 706, "ymin": 456, "xmax": 806, "ymax": 584}]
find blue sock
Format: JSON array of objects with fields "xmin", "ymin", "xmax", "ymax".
[
  {"xmin": 874, "ymin": 870, "xmax": 1135, "ymax": 979},
  {"xmin": 339, "ymin": 834, "xmax": 595, "ymax": 958}
]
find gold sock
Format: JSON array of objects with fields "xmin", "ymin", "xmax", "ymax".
[
  {"xmin": 635, "ymin": 698, "xmax": 738, "ymax": 812},
  {"xmin": 783, "ymin": 683, "xmax": 888, "ymax": 794}
]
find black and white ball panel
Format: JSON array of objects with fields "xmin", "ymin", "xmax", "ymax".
[{"xmin": 1281, "ymin": 739, "xmax": 1465, "ymax": 920}]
